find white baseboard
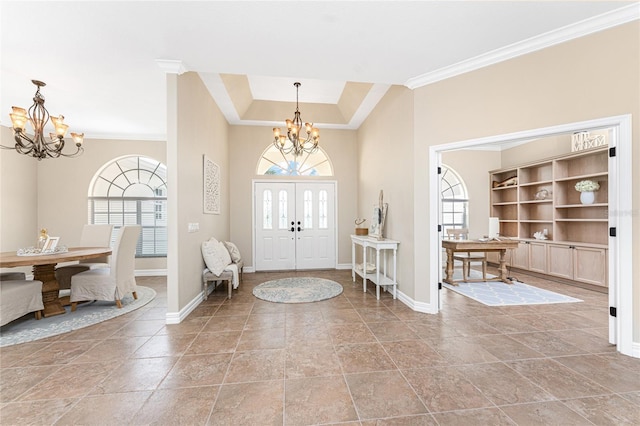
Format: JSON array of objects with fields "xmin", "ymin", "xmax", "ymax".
[
  {"xmin": 135, "ymin": 269, "xmax": 167, "ymax": 276},
  {"xmin": 396, "ymin": 289, "xmax": 439, "ymax": 314},
  {"xmin": 336, "ymin": 263, "xmax": 352, "ymax": 270},
  {"xmin": 631, "ymin": 341, "xmax": 640, "ymax": 359},
  {"xmin": 165, "ymin": 291, "xmax": 202, "ymax": 324}
]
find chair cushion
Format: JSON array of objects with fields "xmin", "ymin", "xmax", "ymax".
[
  {"xmin": 223, "ymin": 241, "xmax": 242, "ymax": 263},
  {"xmin": 0, "ymin": 280, "xmax": 44, "ymax": 326},
  {"xmin": 202, "ymin": 238, "xmax": 232, "ymax": 276}
]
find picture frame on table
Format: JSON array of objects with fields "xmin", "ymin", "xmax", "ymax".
[
  {"xmin": 42, "ymin": 237, "xmax": 60, "ymax": 253},
  {"xmin": 369, "ymin": 203, "xmax": 388, "ymax": 240}
]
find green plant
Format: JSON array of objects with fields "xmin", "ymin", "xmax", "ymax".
[{"xmin": 574, "ymin": 180, "xmax": 600, "ymax": 192}]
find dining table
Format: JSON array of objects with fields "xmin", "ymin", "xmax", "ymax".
[
  {"xmin": 442, "ymin": 238, "xmax": 519, "ymax": 285},
  {"xmin": 0, "ymin": 247, "xmax": 112, "ymax": 317}
]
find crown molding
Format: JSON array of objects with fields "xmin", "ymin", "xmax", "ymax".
[
  {"xmin": 405, "ymin": 4, "xmax": 640, "ymax": 89},
  {"xmin": 156, "ymin": 59, "xmax": 188, "ymax": 75}
]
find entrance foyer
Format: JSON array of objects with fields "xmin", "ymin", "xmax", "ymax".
[{"xmin": 254, "ymin": 181, "xmax": 336, "ymax": 271}]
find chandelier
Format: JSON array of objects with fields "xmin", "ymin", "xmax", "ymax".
[
  {"xmin": 273, "ymin": 82, "xmax": 320, "ymax": 156},
  {"xmin": 2, "ymin": 80, "xmax": 84, "ymax": 160}
]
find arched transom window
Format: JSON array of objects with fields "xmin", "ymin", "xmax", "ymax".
[
  {"xmin": 440, "ymin": 165, "xmax": 469, "ymax": 231},
  {"xmin": 88, "ymin": 155, "xmax": 167, "ymax": 257},
  {"xmin": 257, "ymin": 145, "xmax": 333, "ymax": 176}
]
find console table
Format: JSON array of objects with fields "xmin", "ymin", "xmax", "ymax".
[{"xmin": 351, "ymin": 235, "xmax": 399, "ymax": 300}]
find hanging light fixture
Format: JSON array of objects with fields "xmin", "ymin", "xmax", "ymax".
[
  {"xmin": 2, "ymin": 80, "xmax": 84, "ymax": 160},
  {"xmin": 273, "ymin": 82, "xmax": 319, "ymax": 156}
]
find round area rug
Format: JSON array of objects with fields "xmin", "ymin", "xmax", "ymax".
[
  {"xmin": 0, "ymin": 286, "xmax": 156, "ymax": 347},
  {"xmin": 253, "ymin": 277, "xmax": 343, "ymax": 303}
]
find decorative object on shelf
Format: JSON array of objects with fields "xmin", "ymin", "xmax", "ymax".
[
  {"xmin": 533, "ymin": 229, "xmax": 548, "ymax": 240},
  {"xmin": 354, "ymin": 218, "xmax": 368, "ymax": 235},
  {"xmin": 534, "ymin": 189, "xmax": 550, "ymax": 200},
  {"xmin": 492, "ymin": 175, "xmax": 517, "ymax": 188},
  {"xmin": 575, "ymin": 179, "xmax": 600, "ymax": 205},
  {"xmin": 203, "ymin": 155, "xmax": 220, "ymax": 214},
  {"xmin": 369, "ymin": 190, "xmax": 388, "ymax": 240},
  {"xmin": 2, "ymin": 80, "xmax": 84, "ymax": 160},
  {"xmin": 272, "ymin": 82, "xmax": 319, "ymax": 157},
  {"xmin": 571, "ymin": 131, "xmax": 607, "ymax": 152}
]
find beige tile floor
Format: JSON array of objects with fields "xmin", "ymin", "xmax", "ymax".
[{"xmin": 1, "ymin": 268, "xmax": 639, "ymax": 425}]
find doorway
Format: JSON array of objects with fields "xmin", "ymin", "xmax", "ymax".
[
  {"xmin": 428, "ymin": 115, "xmax": 634, "ymax": 357},
  {"xmin": 253, "ymin": 181, "xmax": 336, "ymax": 271}
]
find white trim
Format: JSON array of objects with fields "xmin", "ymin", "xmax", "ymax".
[
  {"xmin": 336, "ymin": 263, "xmax": 352, "ymax": 270},
  {"xmin": 632, "ymin": 341, "xmax": 640, "ymax": 359},
  {"xmin": 406, "ymin": 4, "xmax": 640, "ymax": 89},
  {"xmin": 135, "ymin": 269, "xmax": 167, "ymax": 277},
  {"xmin": 429, "ymin": 115, "xmax": 635, "ymax": 358},
  {"xmin": 165, "ymin": 291, "xmax": 201, "ymax": 324},
  {"xmin": 156, "ymin": 59, "xmax": 188, "ymax": 75},
  {"xmin": 396, "ymin": 290, "xmax": 438, "ymax": 314}
]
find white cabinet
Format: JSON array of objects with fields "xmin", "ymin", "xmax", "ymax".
[{"xmin": 351, "ymin": 235, "xmax": 399, "ymax": 300}]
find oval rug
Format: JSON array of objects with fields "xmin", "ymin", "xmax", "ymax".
[{"xmin": 252, "ymin": 277, "xmax": 343, "ymax": 303}]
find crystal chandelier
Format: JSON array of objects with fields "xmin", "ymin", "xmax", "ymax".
[
  {"xmin": 273, "ymin": 82, "xmax": 320, "ymax": 156},
  {"xmin": 2, "ymin": 80, "xmax": 84, "ymax": 160}
]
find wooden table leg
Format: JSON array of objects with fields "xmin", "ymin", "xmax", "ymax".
[
  {"xmin": 33, "ymin": 263, "xmax": 66, "ymax": 317},
  {"xmin": 497, "ymin": 249, "xmax": 512, "ymax": 284},
  {"xmin": 444, "ymin": 248, "xmax": 455, "ymax": 285}
]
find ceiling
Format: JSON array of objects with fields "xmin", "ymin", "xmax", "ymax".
[{"xmin": 1, "ymin": 1, "xmax": 637, "ymax": 141}]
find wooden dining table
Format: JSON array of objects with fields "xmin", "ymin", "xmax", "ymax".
[{"xmin": 0, "ymin": 247, "xmax": 112, "ymax": 317}]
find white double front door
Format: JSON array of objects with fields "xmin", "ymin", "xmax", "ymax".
[{"xmin": 254, "ymin": 181, "xmax": 336, "ymax": 271}]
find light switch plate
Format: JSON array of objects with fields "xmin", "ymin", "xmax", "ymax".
[{"xmin": 188, "ymin": 223, "xmax": 199, "ymax": 233}]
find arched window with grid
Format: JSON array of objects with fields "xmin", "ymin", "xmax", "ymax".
[
  {"xmin": 441, "ymin": 165, "xmax": 469, "ymax": 231},
  {"xmin": 257, "ymin": 145, "xmax": 333, "ymax": 176},
  {"xmin": 88, "ymin": 155, "xmax": 167, "ymax": 257}
]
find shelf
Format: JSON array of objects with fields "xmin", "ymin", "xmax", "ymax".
[
  {"xmin": 555, "ymin": 203, "xmax": 608, "ymax": 208},
  {"xmin": 555, "ymin": 172, "xmax": 608, "ymax": 183},
  {"xmin": 492, "ymin": 186, "xmax": 517, "ymax": 191},
  {"xmin": 492, "ymin": 201, "xmax": 518, "ymax": 206},
  {"xmin": 520, "ymin": 220, "xmax": 553, "ymax": 223},
  {"xmin": 555, "ymin": 218, "xmax": 608, "ymax": 222},
  {"xmin": 520, "ymin": 199, "xmax": 552, "ymax": 204},
  {"xmin": 519, "ymin": 180, "xmax": 553, "ymax": 187},
  {"xmin": 499, "ymin": 220, "xmax": 518, "ymax": 223}
]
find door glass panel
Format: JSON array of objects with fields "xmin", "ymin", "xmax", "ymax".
[
  {"xmin": 278, "ymin": 190, "xmax": 288, "ymax": 229},
  {"xmin": 303, "ymin": 190, "xmax": 313, "ymax": 229},
  {"xmin": 319, "ymin": 190, "xmax": 328, "ymax": 229},
  {"xmin": 263, "ymin": 190, "xmax": 272, "ymax": 229}
]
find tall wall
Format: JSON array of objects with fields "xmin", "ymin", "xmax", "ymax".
[
  {"xmin": 167, "ymin": 72, "xmax": 229, "ymax": 313},
  {"xmin": 357, "ymin": 85, "xmax": 415, "ymax": 297},
  {"xmin": 228, "ymin": 126, "xmax": 358, "ymax": 267},
  {"xmin": 412, "ymin": 22, "xmax": 639, "ymax": 337}
]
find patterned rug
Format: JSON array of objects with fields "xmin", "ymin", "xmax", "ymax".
[
  {"xmin": 253, "ymin": 277, "xmax": 343, "ymax": 303},
  {"xmin": 0, "ymin": 286, "xmax": 156, "ymax": 347},
  {"xmin": 444, "ymin": 270, "xmax": 582, "ymax": 306}
]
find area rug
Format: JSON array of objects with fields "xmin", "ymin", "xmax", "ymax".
[
  {"xmin": 443, "ymin": 270, "xmax": 582, "ymax": 306},
  {"xmin": 253, "ymin": 277, "xmax": 343, "ymax": 303},
  {"xmin": 0, "ymin": 286, "xmax": 156, "ymax": 347}
]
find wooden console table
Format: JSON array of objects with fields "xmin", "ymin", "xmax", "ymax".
[
  {"xmin": 442, "ymin": 239, "xmax": 518, "ymax": 285},
  {"xmin": 351, "ymin": 235, "xmax": 399, "ymax": 300}
]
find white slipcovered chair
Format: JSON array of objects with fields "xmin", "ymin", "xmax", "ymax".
[
  {"xmin": 0, "ymin": 279, "xmax": 44, "ymax": 326},
  {"xmin": 56, "ymin": 224, "xmax": 114, "ymax": 290},
  {"xmin": 446, "ymin": 228, "xmax": 487, "ymax": 281},
  {"xmin": 201, "ymin": 239, "xmax": 243, "ymax": 300},
  {"xmin": 70, "ymin": 225, "xmax": 140, "ymax": 311}
]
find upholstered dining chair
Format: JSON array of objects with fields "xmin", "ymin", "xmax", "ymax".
[
  {"xmin": 446, "ymin": 228, "xmax": 487, "ymax": 281},
  {"xmin": 70, "ymin": 225, "xmax": 141, "ymax": 311},
  {"xmin": 0, "ymin": 279, "xmax": 44, "ymax": 326},
  {"xmin": 56, "ymin": 224, "xmax": 114, "ymax": 290}
]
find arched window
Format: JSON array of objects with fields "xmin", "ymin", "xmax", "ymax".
[
  {"xmin": 257, "ymin": 145, "xmax": 333, "ymax": 176},
  {"xmin": 440, "ymin": 165, "xmax": 469, "ymax": 231},
  {"xmin": 88, "ymin": 155, "xmax": 167, "ymax": 257}
]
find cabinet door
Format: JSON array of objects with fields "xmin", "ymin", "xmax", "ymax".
[
  {"xmin": 511, "ymin": 242, "xmax": 529, "ymax": 269},
  {"xmin": 547, "ymin": 244, "xmax": 573, "ymax": 280},
  {"xmin": 528, "ymin": 242, "xmax": 547, "ymax": 273},
  {"xmin": 573, "ymin": 247, "xmax": 607, "ymax": 287}
]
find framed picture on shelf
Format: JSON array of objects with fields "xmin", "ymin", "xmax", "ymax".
[{"xmin": 42, "ymin": 236, "xmax": 60, "ymax": 253}]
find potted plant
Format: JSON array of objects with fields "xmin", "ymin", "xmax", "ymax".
[{"xmin": 574, "ymin": 179, "xmax": 600, "ymax": 204}]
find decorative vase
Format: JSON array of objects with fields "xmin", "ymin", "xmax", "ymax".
[{"xmin": 580, "ymin": 191, "xmax": 595, "ymax": 205}]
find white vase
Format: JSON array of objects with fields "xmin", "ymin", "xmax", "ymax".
[{"xmin": 580, "ymin": 191, "xmax": 595, "ymax": 205}]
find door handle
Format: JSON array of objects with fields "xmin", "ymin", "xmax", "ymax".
[
  {"xmin": 297, "ymin": 226, "xmax": 302, "ymax": 232},
  {"xmin": 290, "ymin": 226, "xmax": 295, "ymax": 232}
]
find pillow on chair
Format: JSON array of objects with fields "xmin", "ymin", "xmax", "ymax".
[
  {"xmin": 201, "ymin": 238, "xmax": 232, "ymax": 275},
  {"xmin": 223, "ymin": 241, "xmax": 242, "ymax": 263}
]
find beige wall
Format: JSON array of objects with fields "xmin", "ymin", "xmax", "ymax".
[
  {"xmin": 413, "ymin": 22, "xmax": 639, "ymax": 338},
  {"xmin": 0, "ymin": 125, "xmax": 167, "ymax": 272},
  {"xmin": 228, "ymin": 126, "xmax": 358, "ymax": 267},
  {"xmin": 0, "ymin": 126, "xmax": 38, "ymax": 276},
  {"xmin": 169, "ymin": 72, "xmax": 230, "ymax": 311},
  {"xmin": 357, "ymin": 85, "xmax": 415, "ymax": 297}
]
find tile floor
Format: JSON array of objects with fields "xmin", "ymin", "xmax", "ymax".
[{"xmin": 1, "ymin": 268, "xmax": 639, "ymax": 425}]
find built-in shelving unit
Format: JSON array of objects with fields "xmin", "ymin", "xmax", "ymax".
[{"xmin": 489, "ymin": 147, "xmax": 609, "ymax": 287}]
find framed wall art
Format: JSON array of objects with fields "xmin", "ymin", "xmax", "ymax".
[{"xmin": 203, "ymin": 155, "xmax": 221, "ymax": 214}]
